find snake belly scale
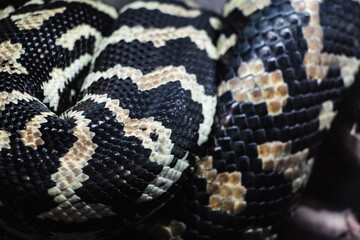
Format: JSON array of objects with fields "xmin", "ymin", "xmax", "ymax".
[{"xmin": 0, "ymin": 0, "xmax": 359, "ymax": 240}]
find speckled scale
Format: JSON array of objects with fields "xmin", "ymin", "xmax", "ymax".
[
  {"xmin": 136, "ymin": 0, "xmax": 360, "ymax": 239},
  {"xmin": 92, "ymin": 39, "xmax": 216, "ymax": 96},
  {"xmin": 1, "ymin": 0, "xmax": 360, "ymax": 239},
  {"xmin": 0, "ymin": 0, "xmax": 219, "ymax": 239},
  {"xmin": 0, "ymin": 1, "xmax": 114, "ymax": 114}
]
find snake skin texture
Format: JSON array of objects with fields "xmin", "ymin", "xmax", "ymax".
[
  {"xmin": 0, "ymin": 0, "xmax": 218, "ymax": 239},
  {"xmin": 126, "ymin": 0, "xmax": 360, "ymax": 240},
  {"xmin": 0, "ymin": 0, "xmax": 359, "ymax": 239}
]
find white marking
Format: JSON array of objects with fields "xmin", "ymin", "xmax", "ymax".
[
  {"xmin": 325, "ymin": 54, "xmax": 360, "ymax": 87},
  {"xmin": 95, "ymin": 25, "xmax": 218, "ymax": 60},
  {"xmin": 292, "ymin": 0, "xmax": 359, "ymax": 136},
  {"xmin": 244, "ymin": 226, "xmax": 277, "ymax": 239},
  {"xmin": 217, "ymin": 33, "xmax": 237, "ymax": 56},
  {"xmin": 64, "ymin": 0, "xmax": 118, "ymax": 19},
  {"xmin": 38, "ymin": 111, "xmax": 116, "ymax": 223},
  {"xmin": 0, "ymin": 90, "xmax": 38, "ymax": 111},
  {"xmin": 292, "ymin": 158, "xmax": 314, "ymax": 193},
  {"xmin": 291, "ymin": 0, "xmax": 360, "ymax": 87},
  {"xmin": 24, "ymin": 0, "xmax": 44, "ymax": 6},
  {"xmin": 11, "ymin": 7, "xmax": 66, "ymax": 30},
  {"xmin": 70, "ymin": 89, "xmax": 76, "ymax": 98},
  {"xmin": 82, "ymin": 64, "xmax": 216, "ymax": 145},
  {"xmin": 209, "ymin": 17, "xmax": 222, "ymax": 30},
  {"xmin": 0, "ymin": 40, "xmax": 28, "ymax": 75},
  {"xmin": 120, "ymin": 1, "xmax": 201, "ymax": 18},
  {"xmin": 183, "ymin": 0, "xmax": 200, "ymax": 8},
  {"xmin": 78, "ymin": 94, "xmax": 190, "ymax": 202},
  {"xmin": 0, "ymin": 130, "xmax": 11, "ymax": 150},
  {"xmin": 223, "ymin": 0, "xmax": 271, "ymax": 17},
  {"xmin": 42, "ymin": 53, "xmax": 92, "ymax": 111},
  {"xmin": 292, "ymin": 0, "xmax": 326, "ymax": 82},
  {"xmin": 55, "ymin": 24, "xmax": 103, "ymax": 51},
  {"xmin": 0, "ymin": 6, "xmax": 15, "ymax": 20},
  {"xmin": 319, "ymin": 100, "xmax": 336, "ymax": 130}
]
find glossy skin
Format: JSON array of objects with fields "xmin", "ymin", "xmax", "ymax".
[
  {"xmin": 0, "ymin": 0, "xmax": 359, "ymax": 239},
  {"xmin": 0, "ymin": 0, "xmax": 217, "ymax": 239}
]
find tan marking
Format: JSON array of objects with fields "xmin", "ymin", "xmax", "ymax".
[
  {"xmin": 82, "ymin": 64, "xmax": 216, "ymax": 145},
  {"xmin": 223, "ymin": 0, "xmax": 271, "ymax": 17},
  {"xmin": 267, "ymin": 100, "xmax": 282, "ymax": 115},
  {"xmin": 151, "ymin": 219, "xmax": 186, "ymax": 240},
  {"xmin": 38, "ymin": 111, "xmax": 116, "ymax": 223},
  {"xmin": 0, "ymin": 40, "xmax": 28, "ymax": 75},
  {"xmin": 11, "ymin": 7, "xmax": 66, "ymax": 30},
  {"xmin": 96, "ymin": 25, "xmax": 218, "ymax": 60},
  {"xmin": 42, "ymin": 53, "xmax": 92, "ymax": 111},
  {"xmin": 291, "ymin": 0, "xmax": 325, "ymax": 81},
  {"xmin": 0, "ymin": 90, "xmax": 38, "ymax": 111},
  {"xmin": 64, "ymin": 0, "xmax": 118, "ymax": 19},
  {"xmin": 0, "ymin": 130, "xmax": 11, "ymax": 150},
  {"xmin": 219, "ymin": 58, "xmax": 288, "ymax": 116},
  {"xmin": 0, "ymin": 6, "xmax": 15, "ymax": 20},
  {"xmin": 249, "ymin": 88, "xmax": 262, "ymax": 102},
  {"xmin": 258, "ymin": 141, "xmax": 292, "ymax": 164},
  {"xmin": 56, "ymin": 24, "xmax": 103, "ymax": 51},
  {"xmin": 258, "ymin": 141, "xmax": 313, "ymax": 192},
  {"xmin": 292, "ymin": 0, "xmax": 359, "ymax": 138},
  {"xmin": 121, "ymin": 1, "xmax": 201, "ymax": 18},
  {"xmin": 262, "ymin": 87, "xmax": 275, "ymax": 100},
  {"xmin": 0, "ymin": 91, "xmax": 118, "ymax": 222},
  {"xmin": 197, "ymin": 156, "xmax": 247, "ymax": 215},
  {"xmin": 78, "ymin": 94, "xmax": 189, "ymax": 202},
  {"xmin": 292, "ymin": 0, "xmax": 360, "ymax": 86},
  {"xmin": 217, "ymin": 33, "xmax": 237, "ymax": 56},
  {"xmin": 20, "ymin": 112, "xmax": 55, "ymax": 150}
]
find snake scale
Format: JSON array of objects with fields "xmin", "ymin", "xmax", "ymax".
[{"xmin": 0, "ymin": 0, "xmax": 359, "ymax": 239}]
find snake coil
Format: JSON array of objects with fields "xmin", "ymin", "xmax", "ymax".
[{"xmin": 0, "ymin": 0, "xmax": 359, "ymax": 239}]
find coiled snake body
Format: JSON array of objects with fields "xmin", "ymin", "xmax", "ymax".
[{"xmin": 0, "ymin": 0, "xmax": 358, "ymax": 239}]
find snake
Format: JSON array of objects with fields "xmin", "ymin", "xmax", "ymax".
[{"xmin": 0, "ymin": 0, "xmax": 358, "ymax": 239}]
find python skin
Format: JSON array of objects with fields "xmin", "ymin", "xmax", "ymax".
[
  {"xmin": 0, "ymin": 0, "xmax": 359, "ymax": 240},
  {"xmin": 128, "ymin": 0, "xmax": 360, "ymax": 239}
]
